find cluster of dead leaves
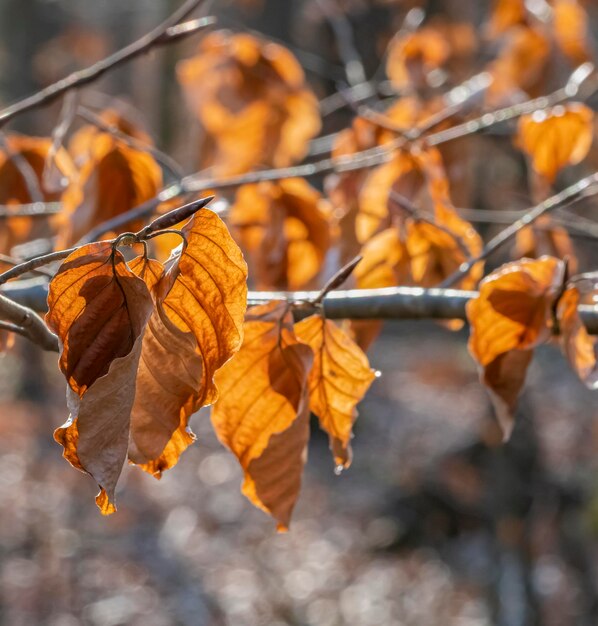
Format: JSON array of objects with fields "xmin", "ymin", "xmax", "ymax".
[
  {"xmin": 47, "ymin": 207, "xmax": 248, "ymax": 513},
  {"xmin": 177, "ymin": 31, "xmax": 321, "ymax": 176},
  {"xmin": 212, "ymin": 302, "xmax": 375, "ymax": 530},
  {"xmin": 467, "ymin": 255, "xmax": 598, "ymax": 440}
]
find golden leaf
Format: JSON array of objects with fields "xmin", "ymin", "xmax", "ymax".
[
  {"xmin": 294, "ymin": 315, "xmax": 375, "ymax": 468},
  {"xmin": 516, "ymin": 103, "xmax": 594, "ymax": 182},
  {"xmin": 177, "ymin": 31, "xmax": 320, "ymax": 176},
  {"xmin": 557, "ymin": 285, "xmax": 598, "ymax": 388},
  {"xmin": 230, "ymin": 178, "xmax": 332, "ymax": 290},
  {"xmin": 129, "ymin": 208, "xmax": 248, "ymax": 476},
  {"xmin": 57, "ymin": 132, "xmax": 162, "ymax": 246},
  {"xmin": 211, "ymin": 301, "xmax": 313, "ymax": 530},
  {"xmin": 466, "ymin": 256, "xmax": 565, "ymax": 438}
]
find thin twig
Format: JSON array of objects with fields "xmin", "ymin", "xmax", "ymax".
[
  {"xmin": 0, "ymin": 293, "xmax": 58, "ymax": 351},
  {"xmin": 0, "ymin": 202, "xmax": 61, "ymax": 218},
  {"xmin": 0, "ymin": 1, "xmax": 214, "ymax": 127},
  {"xmin": 439, "ymin": 173, "xmax": 598, "ymax": 288},
  {"xmin": 312, "ymin": 255, "xmax": 362, "ymax": 305}
]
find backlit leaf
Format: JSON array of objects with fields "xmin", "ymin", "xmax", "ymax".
[
  {"xmin": 557, "ymin": 285, "xmax": 598, "ymax": 388},
  {"xmin": 211, "ymin": 301, "xmax": 313, "ymax": 530},
  {"xmin": 57, "ymin": 132, "xmax": 162, "ymax": 246},
  {"xmin": 129, "ymin": 208, "xmax": 248, "ymax": 476},
  {"xmin": 294, "ymin": 315, "xmax": 375, "ymax": 468},
  {"xmin": 177, "ymin": 31, "xmax": 320, "ymax": 176},
  {"xmin": 230, "ymin": 178, "xmax": 332, "ymax": 290},
  {"xmin": 516, "ymin": 103, "xmax": 594, "ymax": 182},
  {"xmin": 466, "ymin": 256, "xmax": 565, "ymax": 438}
]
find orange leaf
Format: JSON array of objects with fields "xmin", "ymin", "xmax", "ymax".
[
  {"xmin": 486, "ymin": 0, "xmax": 527, "ymax": 39},
  {"xmin": 466, "ymin": 256, "xmax": 565, "ymax": 438},
  {"xmin": 230, "ymin": 178, "xmax": 332, "ymax": 290},
  {"xmin": 516, "ymin": 103, "xmax": 594, "ymax": 182},
  {"xmin": 557, "ymin": 285, "xmax": 598, "ymax": 388},
  {"xmin": 129, "ymin": 208, "xmax": 248, "ymax": 476},
  {"xmin": 487, "ymin": 26, "xmax": 550, "ymax": 104},
  {"xmin": 47, "ymin": 242, "xmax": 155, "ymax": 512},
  {"xmin": 294, "ymin": 315, "xmax": 375, "ymax": 468},
  {"xmin": 386, "ymin": 28, "xmax": 450, "ymax": 90},
  {"xmin": 553, "ymin": 0, "xmax": 593, "ymax": 67},
  {"xmin": 46, "ymin": 241, "xmax": 154, "ymax": 397},
  {"xmin": 177, "ymin": 31, "xmax": 320, "ymax": 176},
  {"xmin": 57, "ymin": 133, "xmax": 162, "ymax": 246},
  {"xmin": 211, "ymin": 301, "xmax": 313, "ymax": 530}
]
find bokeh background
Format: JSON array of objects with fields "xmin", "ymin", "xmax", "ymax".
[{"xmin": 1, "ymin": 1, "xmax": 598, "ymax": 624}]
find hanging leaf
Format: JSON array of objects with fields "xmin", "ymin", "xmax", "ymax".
[
  {"xmin": 294, "ymin": 315, "xmax": 375, "ymax": 468},
  {"xmin": 553, "ymin": 0, "xmax": 593, "ymax": 67},
  {"xmin": 557, "ymin": 285, "xmax": 598, "ymax": 388},
  {"xmin": 466, "ymin": 256, "xmax": 565, "ymax": 439},
  {"xmin": 229, "ymin": 178, "xmax": 332, "ymax": 290},
  {"xmin": 516, "ymin": 103, "xmax": 594, "ymax": 182},
  {"xmin": 46, "ymin": 241, "xmax": 153, "ymax": 396},
  {"xmin": 211, "ymin": 301, "xmax": 313, "ymax": 530},
  {"xmin": 129, "ymin": 208, "xmax": 248, "ymax": 476},
  {"xmin": 177, "ymin": 31, "xmax": 320, "ymax": 176},
  {"xmin": 47, "ymin": 241, "xmax": 155, "ymax": 513},
  {"xmin": 486, "ymin": 0, "xmax": 527, "ymax": 39},
  {"xmin": 57, "ymin": 132, "xmax": 162, "ymax": 246}
]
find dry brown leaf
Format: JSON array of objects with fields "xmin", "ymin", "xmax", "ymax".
[
  {"xmin": 211, "ymin": 301, "xmax": 313, "ymax": 530},
  {"xmin": 294, "ymin": 315, "xmax": 375, "ymax": 468},
  {"xmin": 57, "ymin": 132, "xmax": 162, "ymax": 246},
  {"xmin": 47, "ymin": 241, "xmax": 155, "ymax": 513},
  {"xmin": 516, "ymin": 103, "xmax": 594, "ymax": 182},
  {"xmin": 355, "ymin": 227, "xmax": 412, "ymax": 290},
  {"xmin": 0, "ymin": 134, "xmax": 75, "ymax": 255},
  {"xmin": 57, "ymin": 333, "xmax": 146, "ymax": 515},
  {"xmin": 177, "ymin": 31, "xmax": 320, "ymax": 176},
  {"xmin": 386, "ymin": 28, "xmax": 450, "ymax": 90},
  {"xmin": 129, "ymin": 208, "xmax": 248, "ymax": 476},
  {"xmin": 557, "ymin": 285, "xmax": 598, "ymax": 388},
  {"xmin": 229, "ymin": 178, "xmax": 332, "ymax": 290},
  {"xmin": 46, "ymin": 241, "xmax": 154, "ymax": 397},
  {"xmin": 553, "ymin": 0, "xmax": 593, "ymax": 67},
  {"xmin": 466, "ymin": 256, "xmax": 565, "ymax": 438}
]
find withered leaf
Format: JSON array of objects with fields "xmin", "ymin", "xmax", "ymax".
[
  {"xmin": 57, "ymin": 132, "xmax": 162, "ymax": 246},
  {"xmin": 211, "ymin": 301, "xmax": 313, "ymax": 530},
  {"xmin": 48, "ymin": 241, "xmax": 154, "ymax": 513},
  {"xmin": 517, "ymin": 103, "xmax": 594, "ymax": 182},
  {"xmin": 177, "ymin": 31, "xmax": 320, "ymax": 176},
  {"xmin": 557, "ymin": 285, "xmax": 598, "ymax": 389},
  {"xmin": 466, "ymin": 256, "xmax": 565, "ymax": 439},
  {"xmin": 230, "ymin": 178, "xmax": 332, "ymax": 290},
  {"xmin": 294, "ymin": 315, "xmax": 375, "ymax": 468},
  {"xmin": 46, "ymin": 241, "xmax": 154, "ymax": 396},
  {"xmin": 128, "ymin": 208, "xmax": 248, "ymax": 476}
]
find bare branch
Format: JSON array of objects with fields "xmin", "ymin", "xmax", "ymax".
[
  {"xmin": 0, "ymin": 293, "xmax": 58, "ymax": 352},
  {"xmin": 439, "ymin": 172, "xmax": 598, "ymax": 288},
  {"xmin": 0, "ymin": 1, "xmax": 214, "ymax": 128}
]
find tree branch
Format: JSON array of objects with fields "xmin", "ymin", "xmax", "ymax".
[{"xmin": 0, "ymin": 1, "xmax": 214, "ymax": 128}]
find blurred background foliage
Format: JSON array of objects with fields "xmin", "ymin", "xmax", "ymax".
[{"xmin": 1, "ymin": 0, "xmax": 598, "ymax": 625}]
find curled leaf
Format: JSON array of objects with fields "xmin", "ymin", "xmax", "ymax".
[
  {"xmin": 557, "ymin": 285, "xmax": 598, "ymax": 388},
  {"xmin": 466, "ymin": 256, "xmax": 565, "ymax": 438},
  {"xmin": 57, "ymin": 132, "xmax": 162, "ymax": 246},
  {"xmin": 212, "ymin": 301, "xmax": 313, "ymax": 530}
]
